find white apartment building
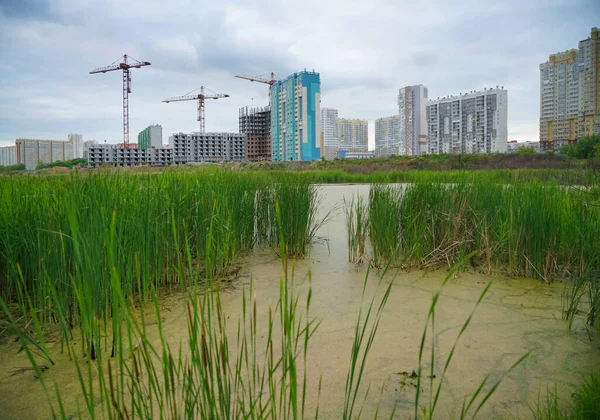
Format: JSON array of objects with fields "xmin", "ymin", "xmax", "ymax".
[
  {"xmin": 68, "ymin": 134, "xmax": 84, "ymax": 158},
  {"xmin": 375, "ymin": 115, "xmax": 400, "ymax": 157},
  {"xmin": 338, "ymin": 119, "xmax": 368, "ymax": 152},
  {"xmin": 0, "ymin": 146, "xmax": 17, "ymax": 166},
  {"xmin": 398, "ymin": 85, "xmax": 428, "ymax": 155},
  {"xmin": 321, "ymin": 108, "xmax": 339, "ymax": 159},
  {"xmin": 426, "ymin": 87, "xmax": 508, "ymax": 154}
]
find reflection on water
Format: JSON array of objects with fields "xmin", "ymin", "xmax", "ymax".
[{"xmin": 0, "ymin": 184, "xmax": 597, "ymax": 419}]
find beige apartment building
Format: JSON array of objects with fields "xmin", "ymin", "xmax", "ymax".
[
  {"xmin": 540, "ymin": 27, "xmax": 600, "ymax": 150},
  {"xmin": 16, "ymin": 138, "xmax": 74, "ymax": 170}
]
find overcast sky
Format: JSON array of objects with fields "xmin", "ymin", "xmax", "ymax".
[{"xmin": 0, "ymin": 0, "xmax": 598, "ymax": 149}]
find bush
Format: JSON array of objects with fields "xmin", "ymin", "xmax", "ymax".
[
  {"xmin": 517, "ymin": 146, "xmax": 537, "ymax": 155},
  {"xmin": 559, "ymin": 135, "xmax": 600, "ymax": 159},
  {"xmin": 0, "ymin": 164, "xmax": 26, "ymax": 172},
  {"xmin": 36, "ymin": 158, "xmax": 88, "ymax": 170}
]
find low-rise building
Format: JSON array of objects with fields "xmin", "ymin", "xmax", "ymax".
[
  {"xmin": 336, "ymin": 150, "xmax": 374, "ymax": 159},
  {"xmin": 507, "ymin": 140, "xmax": 540, "ymax": 153},
  {"xmin": 85, "ymin": 145, "xmax": 173, "ymax": 167}
]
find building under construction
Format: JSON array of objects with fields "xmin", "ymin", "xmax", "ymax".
[{"xmin": 239, "ymin": 106, "xmax": 271, "ymax": 162}]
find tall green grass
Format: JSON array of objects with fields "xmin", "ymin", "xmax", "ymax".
[
  {"xmin": 0, "ymin": 170, "xmax": 323, "ymax": 357},
  {"xmin": 532, "ymin": 372, "xmax": 600, "ymax": 420},
  {"xmin": 347, "ymin": 182, "xmax": 600, "ymax": 281},
  {"xmin": 2, "ymin": 223, "xmax": 528, "ymax": 419},
  {"xmin": 344, "ymin": 194, "xmax": 369, "ymax": 264},
  {"xmin": 242, "ymin": 168, "xmax": 595, "ymax": 186}
]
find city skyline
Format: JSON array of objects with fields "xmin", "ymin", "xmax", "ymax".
[{"xmin": 0, "ymin": 0, "xmax": 599, "ymax": 148}]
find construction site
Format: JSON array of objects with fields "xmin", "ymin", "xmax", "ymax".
[{"xmin": 239, "ymin": 106, "xmax": 271, "ymax": 162}]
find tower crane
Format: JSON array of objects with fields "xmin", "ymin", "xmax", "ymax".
[
  {"xmin": 234, "ymin": 72, "xmax": 277, "ymax": 102},
  {"xmin": 162, "ymin": 86, "xmax": 229, "ymax": 133},
  {"xmin": 90, "ymin": 54, "xmax": 151, "ymax": 146}
]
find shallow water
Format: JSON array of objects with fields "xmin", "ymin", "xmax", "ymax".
[{"xmin": 0, "ymin": 184, "xmax": 598, "ymax": 419}]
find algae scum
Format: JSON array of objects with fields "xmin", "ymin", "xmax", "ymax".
[{"xmin": 0, "ymin": 174, "xmax": 598, "ymax": 419}]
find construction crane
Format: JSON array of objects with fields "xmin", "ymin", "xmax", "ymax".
[
  {"xmin": 162, "ymin": 86, "xmax": 229, "ymax": 133},
  {"xmin": 90, "ymin": 54, "xmax": 151, "ymax": 146},
  {"xmin": 235, "ymin": 72, "xmax": 277, "ymax": 101}
]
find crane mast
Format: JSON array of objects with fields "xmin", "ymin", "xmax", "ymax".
[
  {"xmin": 90, "ymin": 54, "xmax": 151, "ymax": 146},
  {"xmin": 163, "ymin": 86, "xmax": 229, "ymax": 133}
]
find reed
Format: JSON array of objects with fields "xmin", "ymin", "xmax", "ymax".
[
  {"xmin": 0, "ymin": 170, "xmax": 322, "ymax": 354},
  {"xmin": 345, "ymin": 182, "xmax": 600, "ymax": 281},
  {"xmin": 532, "ymin": 372, "xmax": 600, "ymax": 420},
  {"xmin": 344, "ymin": 194, "xmax": 369, "ymax": 264}
]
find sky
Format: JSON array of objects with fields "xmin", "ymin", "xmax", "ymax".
[{"xmin": 0, "ymin": 0, "xmax": 598, "ymax": 149}]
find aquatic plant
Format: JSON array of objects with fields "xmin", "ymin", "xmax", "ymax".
[{"xmin": 344, "ymin": 194, "xmax": 369, "ymax": 264}]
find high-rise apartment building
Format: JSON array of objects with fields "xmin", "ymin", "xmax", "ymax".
[
  {"xmin": 0, "ymin": 145, "xmax": 17, "ymax": 166},
  {"xmin": 138, "ymin": 125, "xmax": 163, "ymax": 149},
  {"xmin": 16, "ymin": 138, "xmax": 74, "ymax": 170},
  {"xmin": 337, "ymin": 119, "xmax": 368, "ymax": 152},
  {"xmin": 375, "ymin": 115, "xmax": 400, "ymax": 157},
  {"xmin": 239, "ymin": 106, "xmax": 271, "ymax": 162},
  {"xmin": 426, "ymin": 88, "xmax": 508, "ymax": 154},
  {"xmin": 577, "ymin": 27, "xmax": 600, "ymax": 139},
  {"xmin": 68, "ymin": 134, "xmax": 84, "ymax": 158},
  {"xmin": 540, "ymin": 27, "xmax": 600, "ymax": 150},
  {"xmin": 321, "ymin": 108, "xmax": 338, "ymax": 159},
  {"xmin": 398, "ymin": 85, "xmax": 428, "ymax": 155},
  {"xmin": 270, "ymin": 71, "xmax": 322, "ymax": 161}
]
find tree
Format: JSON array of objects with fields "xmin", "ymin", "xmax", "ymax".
[
  {"xmin": 516, "ymin": 146, "xmax": 536, "ymax": 155},
  {"xmin": 559, "ymin": 143, "xmax": 576, "ymax": 157},
  {"xmin": 575, "ymin": 135, "xmax": 600, "ymax": 159}
]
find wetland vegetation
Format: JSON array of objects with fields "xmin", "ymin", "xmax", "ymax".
[{"xmin": 0, "ymin": 168, "xmax": 598, "ymax": 418}]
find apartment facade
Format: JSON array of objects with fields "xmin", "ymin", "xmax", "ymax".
[
  {"xmin": 338, "ymin": 119, "xmax": 368, "ymax": 152},
  {"xmin": 398, "ymin": 85, "xmax": 428, "ymax": 155},
  {"xmin": 271, "ymin": 71, "xmax": 322, "ymax": 161},
  {"xmin": 0, "ymin": 146, "xmax": 17, "ymax": 166},
  {"xmin": 321, "ymin": 108, "xmax": 339, "ymax": 159},
  {"xmin": 68, "ymin": 134, "xmax": 84, "ymax": 158},
  {"xmin": 16, "ymin": 138, "xmax": 74, "ymax": 170},
  {"xmin": 426, "ymin": 88, "xmax": 508, "ymax": 154},
  {"xmin": 578, "ymin": 27, "xmax": 600, "ymax": 140},
  {"xmin": 169, "ymin": 132, "xmax": 245, "ymax": 163},
  {"xmin": 374, "ymin": 115, "xmax": 400, "ymax": 157},
  {"xmin": 138, "ymin": 125, "xmax": 163, "ymax": 149},
  {"xmin": 85, "ymin": 145, "xmax": 173, "ymax": 167},
  {"xmin": 540, "ymin": 27, "xmax": 600, "ymax": 150},
  {"xmin": 239, "ymin": 106, "xmax": 271, "ymax": 162}
]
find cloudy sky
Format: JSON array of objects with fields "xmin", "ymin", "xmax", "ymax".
[{"xmin": 0, "ymin": 0, "xmax": 598, "ymax": 149}]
